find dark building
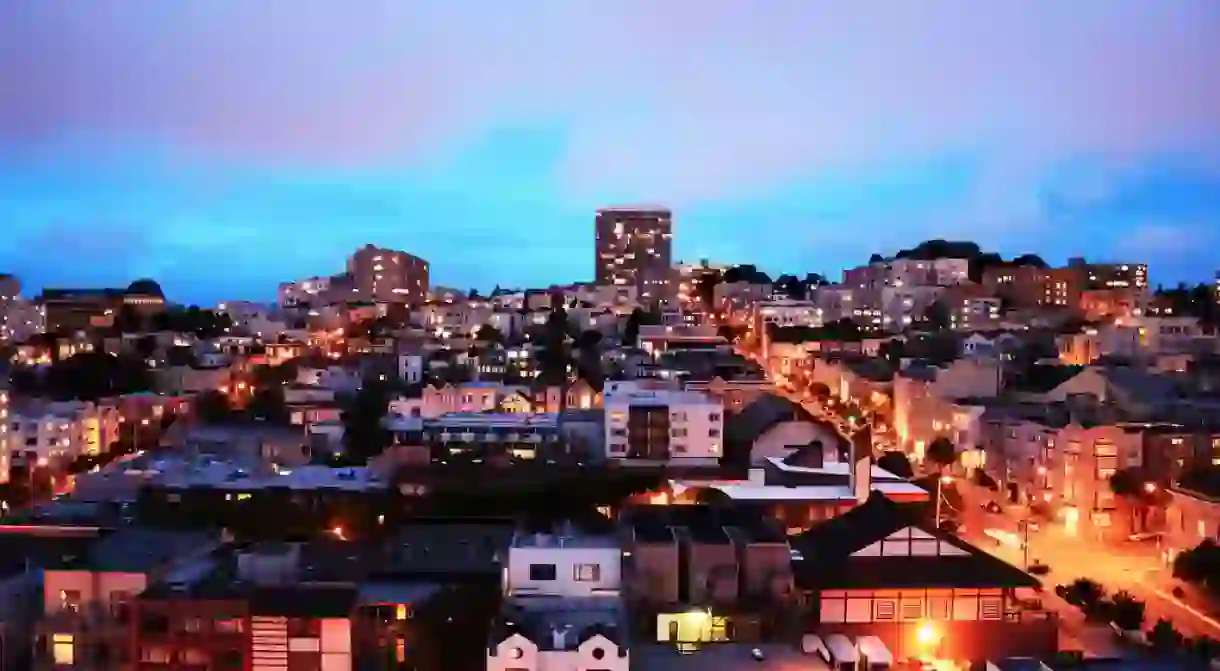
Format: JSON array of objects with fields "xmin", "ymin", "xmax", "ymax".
[
  {"xmin": 594, "ymin": 206, "xmax": 674, "ymax": 304},
  {"xmin": 38, "ymin": 280, "xmax": 166, "ymax": 334},
  {"xmin": 347, "ymin": 245, "xmax": 429, "ymax": 306}
]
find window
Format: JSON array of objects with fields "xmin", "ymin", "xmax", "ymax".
[
  {"xmin": 529, "ymin": 563, "xmax": 557, "ymax": 580},
  {"xmin": 708, "ymin": 428, "xmax": 720, "ymax": 437},
  {"xmin": 574, "ymin": 563, "xmax": 601, "ymax": 581},
  {"xmin": 53, "ymin": 634, "xmax": 74, "ymax": 665}
]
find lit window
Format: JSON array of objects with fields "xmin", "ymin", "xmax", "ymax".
[
  {"xmin": 53, "ymin": 634, "xmax": 74, "ymax": 665},
  {"xmin": 574, "ymin": 563, "xmax": 601, "ymax": 581}
]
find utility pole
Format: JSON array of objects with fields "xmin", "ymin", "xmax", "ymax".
[{"xmin": 1020, "ymin": 519, "xmax": 1031, "ymax": 569}]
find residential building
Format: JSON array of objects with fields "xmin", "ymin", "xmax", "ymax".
[
  {"xmin": 0, "ymin": 382, "xmax": 8, "ymax": 478},
  {"xmin": 1080, "ymin": 287, "xmax": 1145, "ymax": 321},
  {"xmin": 7, "ymin": 400, "xmax": 121, "ymax": 474},
  {"xmin": 1071, "ymin": 258, "xmax": 1148, "ymax": 291},
  {"xmin": 347, "ymin": 244, "xmax": 430, "ymax": 306},
  {"xmin": 37, "ymin": 527, "xmax": 221, "ymax": 668},
  {"xmin": 790, "ymin": 492, "xmax": 1056, "ymax": 661},
  {"xmin": 0, "ymin": 272, "xmax": 19, "ymax": 340},
  {"xmin": 603, "ymin": 388, "xmax": 724, "ymax": 463},
  {"xmin": 942, "ymin": 284, "xmax": 1002, "ymax": 331},
  {"xmin": 38, "ymin": 280, "xmax": 166, "ymax": 334},
  {"xmin": 277, "ymin": 275, "xmax": 334, "ymax": 308},
  {"xmin": 623, "ymin": 504, "xmax": 795, "ymax": 643},
  {"xmin": 489, "ymin": 525, "xmax": 629, "ymax": 671},
  {"xmin": 594, "ymin": 206, "xmax": 674, "ymax": 304},
  {"xmin": 387, "ymin": 412, "xmax": 563, "ymax": 464}
]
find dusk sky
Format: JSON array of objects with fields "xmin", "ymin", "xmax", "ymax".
[{"xmin": 2, "ymin": 1, "xmax": 1219, "ymax": 305}]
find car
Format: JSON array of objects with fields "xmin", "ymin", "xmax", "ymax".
[
  {"xmin": 980, "ymin": 501, "xmax": 1003, "ymax": 513},
  {"xmin": 1029, "ymin": 561, "xmax": 1051, "ymax": 576},
  {"xmin": 750, "ymin": 648, "xmax": 766, "ymax": 662}
]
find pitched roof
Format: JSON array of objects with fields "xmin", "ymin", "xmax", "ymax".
[
  {"xmin": 722, "ymin": 394, "xmax": 847, "ymax": 467},
  {"xmin": 789, "ymin": 492, "xmax": 1039, "ymax": 590},
  {"xmin": 1012, "ymin": 364, "xmax": 1084, "ymax": 394}
]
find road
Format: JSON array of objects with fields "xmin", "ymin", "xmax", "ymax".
[{"xmin": 955, "ymin": 480, "xmax": 1220, "ymax": 642}]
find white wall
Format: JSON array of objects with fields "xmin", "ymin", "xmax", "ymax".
[
  {"xmin": 488, "ymin": 632, "xmax": 629, "ymax": 671},
  {"xmin": 505, "ymin": 544, "xmax": 621, "ymax": 598}
]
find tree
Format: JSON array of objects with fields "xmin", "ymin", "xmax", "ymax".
[
  {"xmin": 1109, "ymin": 591, "xmax": 1146, "ymax": 631},
  {"xmin": 877, "ymin": 451, "xmax": 914, "ymax": 479},
  {"xmin": 341, "ymin": 375, "xmax": 394, "ymax": 462},
  {"xmin": 36, "ymin": 352, "xmax": 154, "ymax": 401},
  {"xmin": 1065, "ymin": 578, "xmax": 1105, "ymax": 607},
  {"xmin": 535, "ymin": 306, "xmax": 605, "ymax": 447},
  {"xmin": 623, "ymin": 308, "xmax": 644, "ymax": 348},
  {"xmin": 195, "ymin": 390, "xmax": 233, "ymax": 424},
  {"xmin": 1109, "ymin": 466, "xmax": 1161, "ymax": 534},
  {"xmin": 474, "ymin": 324, "xmax": 503, "ymax": 345},
  {"xmin": 114, "ymin": 304, "xmax": 145, "ymax": 333},
  {"xmin": 773, "ymin": 274, "xmax": 805, "ymax": 300},
  {"xmin": 248, "ymin": 384, "xmax": 289, "ymax": 424},
  {"xmin": 878, "ymin": 338, "xmax": 906, "ymax": 364},
  {"xmin": 919, "ymin": 300, "xmax": 951, "ymax": 332},
  {"xmin": 1148, "ymin": 619, "xmax": 1183, "ymax": 652},
  {"xmin": 925, "ymin": 437, "xmax": 956, "ymax": 469},
  {"xmin": 134, "ymin": 334, "xmax": 159, "ymax": 360}
]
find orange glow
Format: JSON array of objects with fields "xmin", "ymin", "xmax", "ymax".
[
  {"xmin": 331, "ymin": 526, "xmax": 346, "ymax": 540},
  {"xmin": 916, "ymin": 621, "xmax": 941, "ymax": 647},
  {"xmin": 649, "ymin": 492, "xmax": 670, "ymax": 505}
]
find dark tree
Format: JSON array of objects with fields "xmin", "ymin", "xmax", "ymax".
[
  {"xmin": 773, "ymin": 274, "xmax": 805, "ymax": 300},
  {"xmin": 925, "ymin": 437, "xmax": 956, "ymax": 469},
  {"xmin": 37, "ymin": 352, "xmax": 154, "ymax": 401},
  {"xmin": 919, "ymin": 300, "xmax": 952, "ymax": 332},
  {"xmin": 1011, "ymin": 254, "xmax": 1048, "ymax": 268},
  {"xmin": 868, "ymin": 253, "xmax": 886, "ymax": 264},
  {"xmin": 693, "ymin": 270, "xmax": 723, "ymax": 311},
  {"xmin": 879, "ymin": 338, "xmax": 906, "ymax": 364},
  {"xmin": 877, "ymin": 451, "xmax": 915, "ymax": 479},
  {"xmin": 623, "ymin": 308, "xmax": 643, "ymax": 347},
  {"xmin": 248, "ymin": 384, "xmax": 289, "ymax": 424},
  {"xmin": 195, "ymin": 390, "xmax": 233, "ymax": 424},
  {"xmin": 114, "ymin": 304, "xmax": 145, "ymax": 333},
  {"xmin": 134, "ymin": 334, "xmax": 159, "ymax": 360},
  {"xmin": 474, "ymin": 324, "xmax": 504, "ymax": 344},
  {"xmin": 341, "ymin": 375, "xmax": 393, "ymax": 462}
]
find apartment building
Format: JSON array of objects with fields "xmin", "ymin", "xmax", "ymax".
[
  {"xmin": 1080, "ymin": 287, "xmax": 1145, "ymax": 321},
  {"xmin": 0, "ymin": 383, "xmax": 8, "ymax": 478},
  {"xmin": 277, "ymin": 275, "xmax": 336, "ymax": 308},
  {"xmin": 347, "ymin": 244, "xmax": 430, "ymax": 306},
  {"xmin": 489, "ymin": 525, "xmax": 629, "ymax": 671},
  {"xmin": 980, "ymin": 407, "xmax": 1145, "ymax": 538},
  {"xmin": 37, "ymin": 527, "xmax": 220, "ymax": 668},
  {"xmin": 603, "ymin": 388, "xmax": 724, "ymax": 463},
  {"xmin": 879, "ymin": 285, "xmax": 943, "ymax": 331},
  {"xmin": 942, "ymin": 284, "xmax": 1001, "ymax": 331},
  {"xmin": 1071, "ymin": 258, "xmax": 1148, "ymax": 291},
  {"xmin": 7, "ymin": 401, "xmax": 121, "ymax": 474},
  {"xmin": 594, "ymin": 206, "xmax": 674, "ymax": 304}
]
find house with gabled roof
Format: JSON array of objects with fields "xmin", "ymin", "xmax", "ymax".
[{"xmin": 789, "ymin": 492, "xmax": 1057, "ymax": 662}]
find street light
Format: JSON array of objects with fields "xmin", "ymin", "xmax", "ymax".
[
  {"xmin": 1144, "ymin": 482, "xmax": 1157, "ymax": 495},
  {"xmin": 935, "ymin": 475, "xmax": 953, "ymax": 527}
]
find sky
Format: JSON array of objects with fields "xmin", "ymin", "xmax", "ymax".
[{"xmin": 1, "ymin": 1, "xmax": 1219, "ymax": 305}]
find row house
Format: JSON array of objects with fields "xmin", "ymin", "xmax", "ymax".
[
  {"xmin": 752, "ymin": 300, "xmax": 824, "ymax": 338},
  {"xmin": 891, "ymin": 358, "xmax": 1004, "ymax": 457},
  {"xmin": 1165, "ymin": 486, "xmax": 1220, "ymax": 563},
  {"xmin": 843, "ymin": 258, "xmax": 969, "ymax": 291},
  {"xmin": 389, "ymin": 380, "xmax": 603, "ymax": 420}
]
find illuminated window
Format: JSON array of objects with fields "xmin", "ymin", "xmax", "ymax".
[{"xmin": 52, "ymin": 634, "xmax": 74, "ymax": 665}]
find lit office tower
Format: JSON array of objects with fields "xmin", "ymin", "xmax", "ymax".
[
  {"xmin": 594, "ymin": 206, "xmax": 674, "ymax": 304},
  {"xmin": 347, "ymin": 244, "xmax": 430, "ymax": 306}
]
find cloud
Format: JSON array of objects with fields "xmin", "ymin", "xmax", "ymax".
[
  {"xmin": 1113, "ymin": 222, "xmax": 1210, "ymax": 257},
  {"xmin": 1, "ymin": 0, "xmax": 1218, "ymax": 203}
]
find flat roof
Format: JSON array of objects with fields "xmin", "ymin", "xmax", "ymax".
[{"xmin": 513, "ymin": 531, "xmax": 618, "ymax": 549}]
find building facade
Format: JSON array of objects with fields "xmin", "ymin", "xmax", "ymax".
[
  {"xmin": 347, "ymin": 245, "xmax": 430, "ymax": 306},
  {"xmin": 594, "ymin": 207, "xmax": 674, "ymax": 305}
]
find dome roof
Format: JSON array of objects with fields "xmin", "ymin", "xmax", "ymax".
[{"xmin": 127, "ymin": 278, "xmax": 164, "ymax": 297}]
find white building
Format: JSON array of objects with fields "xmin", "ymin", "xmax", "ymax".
[
  {"xmin": 603, "ymin": 388, "xmax": 723, "ymax": 463},
  {"xmin": 489, "ymin": 528, "xmax": 630, "ymax": 671},
  {"xmin": 753, "ymin": 300, "xmax": 824, "ymax": 333},
  {"xmin": 505, "ymin": 530, "xmax": 622, "ymax": 599},
  {"xmin": 277, "ymin": 275, "xmax": 333, "ymax": 308}
]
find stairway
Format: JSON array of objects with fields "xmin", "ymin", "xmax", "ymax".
[{"xmin": 250, "ymin": 616, "xmax": 289, "ymax": 670}]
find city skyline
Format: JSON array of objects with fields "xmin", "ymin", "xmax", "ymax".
[{"xmin": 2, "ymin": 1, "xmax": 1220, "ymax": 304}]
